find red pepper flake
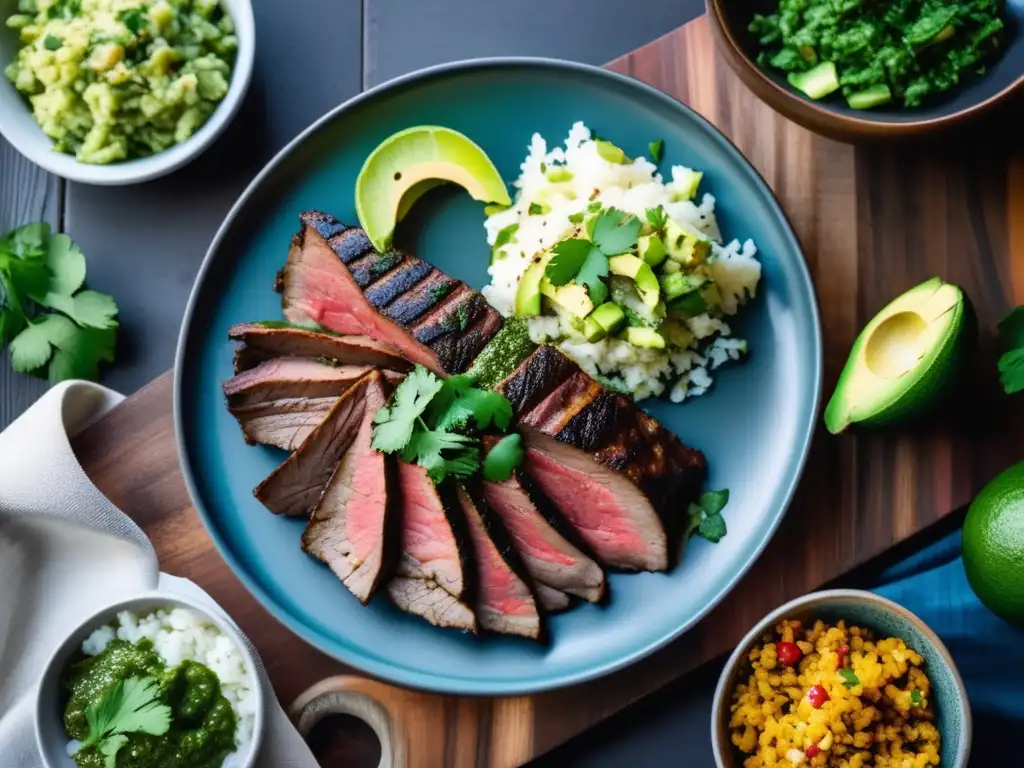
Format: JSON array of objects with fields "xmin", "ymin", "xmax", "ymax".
[
  {"xmin": 836, "ymin": 645, "xmax": 849, "ymax": 669},
  {"xmin": 806, "ymin": 744, "xmax": 821, "ymax": 758},
  {"xmin": 807, "ymin": 685, "xmax": 830, "ymax": 708},
  {"xmin": 777, "ymin": 641, "xmax": 802, "ymax": 667}
]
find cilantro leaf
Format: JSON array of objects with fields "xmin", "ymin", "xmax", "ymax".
[
  {"xmin": 99, "ymin": 734, "xmax": 128, "ymax": 768},
  {"xmin": 9, "ymin": 317, "xmax": 60, "ymax": 373},
  {"xmin": 10, "ymin": 314, "xmax": 115, "ymax": 381},
  {"xmin": 404, "ymin": 428, "xmax": 476, "ymax": 464},
  {"xmin": 429, "ymin": 375, "xmax": 513, "ymax": 432},
  {"xmin": 998, "ymin": 307, "xmax": 1024, "ymax": 394},
  {"xmin": 434, "ymin": 448, "xmax": 480, "ymax": 482},
  {"xmin": 645, "ymin": 205, "xmax": 667, "ymax": 231},
  {"xmin": 910, "ymin": 689, "xmax": 924, "ymax": 707},
  {"xmin": 528, "ymin": 202, "xmax": 544, "ymax": 216},
  {"xmin": 0, "ymin": 305, "xmax": 26, "ymax": 348},
  {"xmin": 0, "ymin": 222, "xmax": 49, "ymax": 258},
  {"xmin": 545, "ymin": 239, "xmax": 592, "ymax": 286},
  {"xmin": 118, "ymin": 8, "xmax": 147, "ymax": 35},
  {"xmin": 697, "ymin": 511, "xmax": 727, "ymax": 543},
  {"xmin": 42, "ymin": 232, "xmax": 86, "ymax": 296},
  {"xmin": 371, "ymin": 366, "xmax": 444, "ymax": 453},
  {"xmin": 648, "ymin": 139, "xmax": 664, "ymax": 163},
  {"xmin": 39, "ymin": 290, "xmax": 119, "ymax": 329},
  {"xmin": 48, "ymin": 326, "xmax": 116, "ymax": 382},
  {"xmin": 483, "ymin": 433, "xmax": 524, "ymax": 482},
  {"xmin": 838, "ymin": 667, "xmax": 860, "ymax": 688},
  {"xmin": 698, "ymin": 489, "xmax": 729, "ymax": 516},
  {"xmin": 568, "ymin": 211, "xmax": 585, "ymax": 224},
  {"xmin": 82, "ymin": 676, "xmax": 171, "ymax": 752},
  {"xmin": 406, "ymin": 430, "xmax": 479, "ymax": 483},
  {"xmin": 575, "ymin": 248, "xmax": 609, "ymax": 305},
  {"xmin": 6, "ymin": 254, "xmax": 51, "ymax": 301},
  {"xmin": 591, "ymin": 208, "xmax": 642, "ymax": 256},
  {"xmin": 684, "ymin": 503, "xmax": 704, "ymax": 539}
]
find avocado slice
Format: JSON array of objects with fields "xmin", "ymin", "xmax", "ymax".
[
  {"xmin": 514, "ymin": 256, "xmax": 549, "ymax": 317},
  {"xmin": 625, "ymin": 327, "xmax": 666, "ymax": 349},
  {"xmin": 824, "ymin": 277, "xmax": 972, "ymax": 434},
  {"xmin": 660, "ymin": 272, "xmax": 708, "ymax": 301},
  {"xmin": 545, "ymin": 282, "xmax": 594, "ymax": 318},
  {"xmin": 609, "ymin": 255, "xmax": 661, "ymax": 308},
  {"xmin": 356, "ymin": 125, "xmax": 511, "ymax": 252},
  {"xmin": 669, "ymin": 168, "xmax": 703, "ymax": 201},
  {"xmin": 787, "ymin": 62, "xmax": 840, "ymax": 100},
  {"xmin": 847, "ymin": 84, "xmax": 892, "ymax": 110},
  {"xmin": 664, "ymin": 219, "xmax": 711, "ymax": 266},
  {"xmin": 638, "ymin": 234, "xmax": 667, "ymax": 268},
  {"xmin": 582, "ymin": 317, "xmax": 607, "ymax": 342},
  {"xmin": 591, "ymin": 302, "xmax": 626, "ymax": 335},
  {"xmin": 595, "ymin": 139, "xmax": 628, "ymax": 164}
]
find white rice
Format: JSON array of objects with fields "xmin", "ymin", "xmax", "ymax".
[
  {"xmin": 482, "ymin": 121, "xmax": 761, "ymax": 402},
  {"xmin": 75, "ymin": 608, "xmax": 256, "ymax": 767}
]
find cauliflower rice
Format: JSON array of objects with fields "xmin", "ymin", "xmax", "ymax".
[
  {"xmin": 483, "ymin": 122, "xmax": 761, "ymax": 402},
  {"xmin": 729, "ymin": 619, "xmax": 940, "ymax": 767},
  {"xmin": 77, "ymin": 607, "xmax": 256, "ymax": 767}
]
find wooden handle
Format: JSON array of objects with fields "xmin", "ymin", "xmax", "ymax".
[{"xmin": 290, "ymin": 676, "xmax": 407, "ymax": 768}]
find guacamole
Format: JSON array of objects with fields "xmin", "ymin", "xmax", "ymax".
[
  {"xmin": 4, "ymin": 0, "xmax": 236, "ymax": 163},
  {"xmin": 749, "ymin": 0, "xmax": 1007, "ymax": 108},
  {"xmin": 63, "ymin": 638, "xmax": 237, "ymax": 768}
]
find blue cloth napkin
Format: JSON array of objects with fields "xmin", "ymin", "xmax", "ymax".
[{"xmin": 872, "ymin": 531, "xmax": 1024, "ymax": 765}]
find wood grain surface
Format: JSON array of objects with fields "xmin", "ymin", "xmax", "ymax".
[{"xmin": 69, "ymin": 15, "xmax": 1024, "ymax": 768}]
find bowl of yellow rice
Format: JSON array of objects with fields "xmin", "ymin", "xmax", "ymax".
[{"xmin": 712, "ymin": 589, "xmax": 970, "ymax": 768}]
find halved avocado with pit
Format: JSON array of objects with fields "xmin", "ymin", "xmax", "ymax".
[{"xmin": 824, "ymin": 277, "xmax": 972, "ymax": 434}]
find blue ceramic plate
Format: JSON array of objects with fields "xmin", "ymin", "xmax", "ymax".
[{"xmin": 175, "ymin": 59, "xmax": 822, "ymax": 695}]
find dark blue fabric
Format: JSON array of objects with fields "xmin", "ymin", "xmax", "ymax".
[{"xmin": 873, "ymin": 532, "xmax": 1024, "ymax": 766}]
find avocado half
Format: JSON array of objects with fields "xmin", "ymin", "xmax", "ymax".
[
  {"xmin": 824, "ymin": 277, "xmax": 971, "ymax": 434},
  {"xmin": 355, "ymin": 126, "xmax": 511, "ymax": 253}
]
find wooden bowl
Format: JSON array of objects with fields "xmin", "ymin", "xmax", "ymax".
[{"xmin": 706, "ymin": 0, "xmax": 1024, "ymax": 142}]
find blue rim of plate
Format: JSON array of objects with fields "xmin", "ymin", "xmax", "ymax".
[{"xmin": 173, "ymin": 56, "xmax": 823, "ymax": 695}]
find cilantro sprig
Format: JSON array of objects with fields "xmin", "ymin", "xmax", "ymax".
[
  {"xmin": 685, "ymin": 489, "xmax": 730, "ymax": 543},
  {"xmin": 79, "ymin": 676, "xmax": 172, "ymax": 768},
  {"xmin": 372, "ymin": 366, "xmax": 521, "ymax": 483},
  {"xmin": 997, "ymin": 306, "xmax": 1024, "ymax": 395},
  {"xmin": 544, "ymin": 207, "xmax": 642, "ymax": 305},
  {"xmin": 0, "ymin": 223, "xmax": 118, "ymax": 382}
]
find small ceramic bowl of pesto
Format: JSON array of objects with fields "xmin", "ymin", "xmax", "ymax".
[
  {"xmin": 0, "ymin": 0, "xmax": 255, "ymax": 184},
  {"xmin": 706, "ymin": 0, "xmax": 1024, "ymax": 141},
  {"xmin": 35, "ymin": 591, "xmax": 264, "ymax": 768}
]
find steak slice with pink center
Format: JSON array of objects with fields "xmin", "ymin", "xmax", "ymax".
[
  {"xmin": 482, "ymin": 466, "xmax": 605, "ymax": 604},
  {"xmin": 301, "ymin": 374, "xmax": 396, "ymax": 604},
  {"xmin": 231, "ymin": 396, "xmax": 338, "ymax": 451},
  {"xmin": 228, "ymin": 322, "xmax": 409, "ymax": 374},
  {"xmin": 387, "ymin": 462, "xmax": 476, "ymax": 632},
  {"xmin": 253, "ymin": 373, "xmax": 374, "ymax": 516}
]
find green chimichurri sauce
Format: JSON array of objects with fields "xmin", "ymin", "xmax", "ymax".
[
  {"xmin": 467, "ymin": 316, "xmax": 538, "ymax": 390},
  {"xmin": 750, "ymin": 0, "xmax": 1007, "ymax": 108},
  {"xmin": 63, "ymin": 638, "xmax": 237, "ymax": 768}
]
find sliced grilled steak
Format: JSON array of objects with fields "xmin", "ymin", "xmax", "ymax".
[
  {"xmin": 253, "ymin": 372, "xmax": 376, "ymax": 516},
  {"xmin": 387, "ymin": 462, "xmax": 476, "ymax": 631},
  {"xmin": 230, "ymin": 396, "xmax": 337, "ymax": 451},
  {"xmin": 301, "ymin": 375, "xmax": 396, "ymax": 604},
  {"xmin": 457, "ymin": 484, "xmax": 541, "ymax": 640},
  {"xmin": 535, "ymin": 584, "xmax": 571, "ymax": 612},
  {"xmin": 275, "ymin": 211, "xmax": 503, "ymax": 374},
  {"xmin": 495, "ymin": 345, "xmax": 708, "ymax": 570},
  {"xmin": 229, "ymin": 322, "xmax": 409, "ymax": 373},
  {"xmin": 223, "ymin": 358, "xmax": 381, "ymax": 407},
  {"xmin": 482, "ymin": 465, "xmax": 605, "ymax": 604}
]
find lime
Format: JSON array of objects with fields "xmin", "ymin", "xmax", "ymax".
[
  {"xmin": 963, "ymin": 459, "xmax": 1024, "ymax": 626},
  {"xmin": 355, "ymin": 126, "xmax": 511, "ymax": 253}
]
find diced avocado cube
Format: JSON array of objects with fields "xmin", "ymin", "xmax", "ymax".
[
  {"xmin": 591, "ymin": 302, "xmax": 626, "ymax": 335},
  {"xmin": 624, "ymin": 327, "xmax": 666, "ymax": 349},
  {"xmin": 668, "ymin": 290, "xmax": 708, "ymax": 318},
  {"xmin": 664, "ymin": 219, "xmax": 711, "ymax": 266},
  {"xmin": 514, "ymin": 256, "xmax": 548, "ymax": 317},
  {"xmin": 549, "ymin": 283, "xmax": 594, "ymax": 318},
  {"xmin": 846, "ymin": 84, "xmax": 892, "ymax": 110},
  {"xmin": 662, "ymin": 259, "xmax": 681, "ymax": 274},
  {"xmin": 582, "ymin": 316, "xmax": 607, "ymax": 342},
  {"xmin": 660, "ymin": 272, "xmax": 708, "ymax": 301},
  {"xmin": 660, "ymin": 318, "xmax": 695, "ymax": 349},
  {"xmin": 545, "ymin": 166, "xmax": 573, "ymax": 183},
  {"xmin": 595, "ymin": 140, "xmax": 628, "ymax": 164},
  {"xmin": 787, "ymin": 61, "xmax": 840, "ymax": 100},
  {"xmin": 670, "ymin": 168, "xmax": 703, "ymax": 201},
  {"xmin": 638, "ymin": 234, "xmax": 667, "ymax": 268},
  {"xmin": 609, "ymin": 255, "xmax": 661, "ymax": 308}
]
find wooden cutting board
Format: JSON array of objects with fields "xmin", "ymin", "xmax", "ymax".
[{"xmin": 69, "ymin": 14, "xmax": 1024, "ymax": 768}]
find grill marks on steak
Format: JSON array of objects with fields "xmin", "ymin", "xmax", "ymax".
[
  {"xmin": 457, "ymin": 485, "xmax": 541, "ymax": 639},
  {"xmin": 253, "ymin": 373, "xmax": 373, "ymax": 516},
  {"xmin": 228, "ymin": 322, "xmax": 409, "ymax": 374},
  {"xmin": 387, "ymin": 462, "xmax": 476, "ymax": 631},
  {"xmin": 230, "ymin": 396, "xmax": 338, "ymax": 451},
  {"xmin": 276, "ymin": 211, "xmax": 502, "ymax": 374},
  {"xmin": 301, "ymin": 374, "xmax": 397, "ymax": 604},
  {"xmin": 482, "ymin": 469, "xmax": 606, "ymax": 604}
]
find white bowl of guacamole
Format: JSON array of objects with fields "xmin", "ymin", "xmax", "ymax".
[{"xmin": 0, "ymin": 0, "xmax": 254, "ymax": 184}]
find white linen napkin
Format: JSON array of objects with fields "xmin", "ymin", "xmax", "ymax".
[{"xmin": 0, "ymin": 380, "xmax": 318, "ymax": 768}]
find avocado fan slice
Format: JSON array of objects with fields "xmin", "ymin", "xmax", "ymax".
[{"xmin": 824, "ymin": 277, "xmax": 973, "ymax": 434}]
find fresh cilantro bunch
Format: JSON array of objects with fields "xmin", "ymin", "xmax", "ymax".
[
  {"xmin": 78, "ymin": 675, "xmax": 172, "ymax": 768},
  {"xmin": 0, "ymin": 223, "xmax": 118, "ymax": 382},
  {"xmin": 685, "ymin": 488, "xmax": 730, "ymax": 544},
  {"xmin": 997, "ymin": 306, "xmax": 1024, "ymax": 395},
  {"xmin": 371, "ymin": 366, "xmax": 522, "ymax": 483},
  {"xmin": 545, "ymin": 206, "xmax": 643, "ymax": 304}
]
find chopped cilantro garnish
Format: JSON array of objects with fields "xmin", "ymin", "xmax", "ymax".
[
  {"xmin": 43, "ymin": 34, "xmax": 62, "ymax": 50},
  {"xmin": 838, "ymin": 667, "xmax": 860, "ymax": 688},
  {"xmin": 528, "ymin": 202, "xmax": 544, "ymax": 216},
  {"xmin": 910, "ymin": 689, "xmax": 924, "ymax": 707},
  {"xmin": 483, "ymin": 433, "xmax": 524, "ymax": 482},
  {"xmin": 648, "ymin": 139, "xmax": 664, "ymax": 163},
  {"xmin": 687, "ymin": 489, "xmax": 730, "ymax": 543},
  {"xmin": 543, "ymin": 207, "xmax": 640, "ymax": 304}
]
